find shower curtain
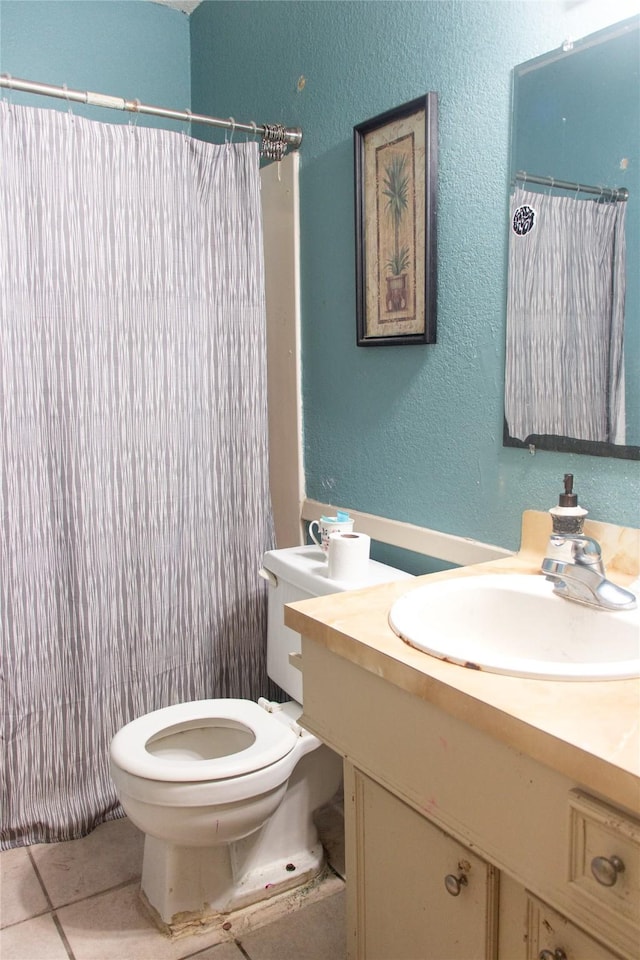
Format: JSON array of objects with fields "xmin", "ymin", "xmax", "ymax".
[
  {"xmin": 505, "ymin": 186, "xmax": 627, "ymax": 444},
  {"xmin": 0, "ymin": 101, "xmax": 275, "ymax": 848}
]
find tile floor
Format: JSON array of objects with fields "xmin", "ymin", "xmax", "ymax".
[{"xmin": 0, "ymin": 801, "xmax": 346, "ymax": 960}]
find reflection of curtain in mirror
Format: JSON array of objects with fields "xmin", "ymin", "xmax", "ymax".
[{"xmin": 505, "ymin": 186, "xmax": 626, "ymax": 444}]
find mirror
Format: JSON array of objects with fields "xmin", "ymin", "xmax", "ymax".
[{"xmin": 504, "ymin": 16, "xmax": 639, "ymax": 460}]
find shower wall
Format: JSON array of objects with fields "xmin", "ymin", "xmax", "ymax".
[{"xmin": 0, "ymin": 0, "xmax": 190, "ymax": 129}]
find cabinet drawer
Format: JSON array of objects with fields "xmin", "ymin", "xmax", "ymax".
[
  {"xmin": 568, "ymin": 791, "xmax": 640, "ymax": 946},
  {"xmin": 526, "ymin": 894, "xmax": 622, "ymax": 960}
]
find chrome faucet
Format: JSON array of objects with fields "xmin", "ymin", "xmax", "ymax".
[{"xmin": 541, "ymin": 534, "xmax": 637, "ymax": 611}]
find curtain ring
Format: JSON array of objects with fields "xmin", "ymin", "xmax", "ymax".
[
  {"xmin": 129, "ymin": 98, "xmax": 141, "ymax": 128},
  {"xmin": 1, "ymin": 73, "xmax": 13, "ymax": 109},
  {"xmin": 228, "ymin": 117, "xmax": 236, "ymax": 145},
  {"xmin": 62, "ymin": 83, "xmax": 74, "ymax": 121},
  {"xmin": 184, "ymin": 107, "xmax": 192, "ymax": 139},
  {"xmin": 261, "ymin": 122, "xmax": 287, "ymax": 161}
]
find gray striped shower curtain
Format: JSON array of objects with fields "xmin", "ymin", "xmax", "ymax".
[
  {"xmin": 505, "ymin": 186, "xmax": 626, "ymax": 444},
  {"xmin": 0, "ymin": 102, "xmax": 275, "ymax": 848}
]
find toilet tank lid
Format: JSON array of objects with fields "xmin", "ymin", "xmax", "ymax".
[{"xmin": 261, "ymin": 545, "xmax": 413, "ymax": 596}]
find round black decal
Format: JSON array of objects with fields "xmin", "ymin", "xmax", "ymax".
[{"xmin": 512, "ymin": 204, "xmax": 536, "ymax": 236}]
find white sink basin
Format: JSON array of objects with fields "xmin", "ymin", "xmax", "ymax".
[{"xmin": 388, "ymin": 574, "xmax": 640, "ymax": 681}]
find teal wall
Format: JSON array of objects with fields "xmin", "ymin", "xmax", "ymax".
[
  {"xmin": 1, "ymin": 0, "xmax": 638, "ymax": 556},
  {"xmin": 0, "ymin": 1, "xmax": 190, "ymax": 129},
  {"xmin": 191, "ymin": 0, "xmax": 640, "ymax": 551}
]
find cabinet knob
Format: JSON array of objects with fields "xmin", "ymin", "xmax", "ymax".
[
  {"xmin": 444, "ymin": 873, "xmax": 468, "ymax": 896},
  {"xmin": 591, "ymin": 854, "xmax": 625, "ymax": 887},
  {"xmin": 539, "ymin": 950, "xmax": 567, "ymax": 960}
]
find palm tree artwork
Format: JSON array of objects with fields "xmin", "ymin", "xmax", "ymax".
[{"xmin": 382, "ymin": 149, "xmax": 411, "ymax": 313}]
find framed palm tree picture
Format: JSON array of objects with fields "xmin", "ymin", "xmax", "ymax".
[{"xmin": 354, "ymin": 94, "xmax": 438, "ymax": 346}]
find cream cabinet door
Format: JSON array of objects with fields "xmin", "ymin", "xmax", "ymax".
[
  {"xmin": 524, "ymin": 894, "xmax": 623, "ymax": 960},
  {"xmin": 498, "ymin": 876, "xmax": 624, "ymax": 960},
  {"xmin": 347, "ymin": 767, "xmax": 499, "ymax": 960}
]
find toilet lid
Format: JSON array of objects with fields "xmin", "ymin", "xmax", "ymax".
[{"xmin": 110, "ymin": 699, "xmax": 299, "ymax": 782}]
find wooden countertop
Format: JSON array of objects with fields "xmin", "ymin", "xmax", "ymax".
[{"xmin": 285, "ymin": 511, "xmax": 640, "ymax": 815}]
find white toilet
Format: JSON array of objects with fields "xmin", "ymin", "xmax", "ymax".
[{"xmin": 110, "ymin": 545, "xmax": 412, "ymax": 930}]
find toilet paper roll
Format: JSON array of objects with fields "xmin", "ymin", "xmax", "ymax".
[{"xmin": 327, "ymin": 532, "xmax": 371, "ymax": 582}]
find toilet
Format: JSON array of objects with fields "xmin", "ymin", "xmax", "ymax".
[{"xmin": 109, "ymin": 545, "xmax": 412, "ymax": 930}]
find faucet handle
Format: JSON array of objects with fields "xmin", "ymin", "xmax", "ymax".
[
  {"xmin": 545, "ymin": 533, "xmax": 605, "ymax": 579},
  {"xmin": 549, "ymin": 532, "xmax": 601, "ymax": 558},
  {"xmin": 572, "ymin": 535, "xmax": 603, "ymax": 568}
]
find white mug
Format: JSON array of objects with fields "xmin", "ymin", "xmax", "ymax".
[{"xmin": 309, "ymin": 516, "xmax": 354, "ymax": 553}]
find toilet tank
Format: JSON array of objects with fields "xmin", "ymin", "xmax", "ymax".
[{"xmin": 260, "ymin": 545, "xmax": 414, "ymax": 703}]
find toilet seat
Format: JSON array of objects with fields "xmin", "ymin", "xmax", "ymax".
[{"xmin": 110, "ymin": 699, "xmax": 298, "ymax": 783}]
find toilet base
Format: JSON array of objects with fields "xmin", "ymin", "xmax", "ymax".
[
  {"xmin": 141, "ymin": 835, "xmax": 325, "ymax": 932},
  {"xmin": 140, "ymin": 745, "xmax": 341, "ymax": 928},
  {"xmin": 141, "ymin": 859, "xmax": 343, "ymax": 942}
]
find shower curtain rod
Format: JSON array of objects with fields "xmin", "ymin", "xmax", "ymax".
[
  {"xmin": 514, "ymin": 171, "xmax": 628, "ymax": 202},
  {"xmin": 0, "ymin": 74, "xmax": 302, "ymax": 156}
]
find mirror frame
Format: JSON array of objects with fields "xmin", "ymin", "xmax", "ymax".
[{"xmin": 503, "ymin": 424, "xmax": 640, "ymax": 461}]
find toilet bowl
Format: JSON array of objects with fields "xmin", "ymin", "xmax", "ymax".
[
  {"xmin": 109, "ymin": 546, "xmax": 413, "ymax": 930},
  {"xmin": 110, "ymin": 699, "xmax": 322, "ymax": 847}
]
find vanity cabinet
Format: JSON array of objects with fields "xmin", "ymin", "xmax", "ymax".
[
  {"xmin": 298, "ymin": 636, "xmax": 639, "ymax": 960},
  {"xmin": 348, "ymin": 767, "xmax": 627, "ymax": 960}
]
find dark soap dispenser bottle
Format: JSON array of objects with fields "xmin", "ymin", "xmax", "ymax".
[{"xmin": 548, "ymin": 474, "xmax": 588, "ymax": 536}]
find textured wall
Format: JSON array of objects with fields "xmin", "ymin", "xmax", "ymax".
[
  {"xmin": 2, "ymin": 1, "xmax": 637, "ymax": 553},
  {"xmin": 0, "ymin": 1, "xmax": 190, "ymax": 129},
  {"xmin": 191, "ymin": 0, "xmax": 640, "ymax": 551}
]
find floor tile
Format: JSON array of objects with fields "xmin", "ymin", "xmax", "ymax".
[
  {"xmin": 236, "ymin": 889, "xmax": 346, "ymax": 960},
  {"xmin": 0, "ymin": 846, "xmax": 50, "ymax": 928},
  {"xmin": 179, "ymin": 943, "xmax": 245, "ymax": 960},
  {"xmin": 30, "ymin": 817, "xmax": 144, "ymax": 908},
  {"xmin": 0, "ymin": 913, "xmax": 70, "ymax": 960},
  {"xmin": 57, "ymin": 871, "xmax": 345, "ymax": 960},
  {"xmin": 56, "ymin": 881, "xmax": 226, "ymax": 960}
]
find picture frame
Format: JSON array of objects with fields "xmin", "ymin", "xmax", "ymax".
[{"xmin": 354, "ymin": 94, "xmax": 438, "ymax": 347}]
